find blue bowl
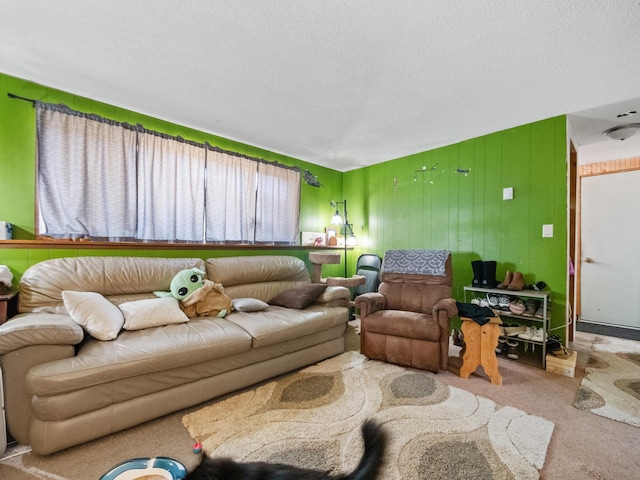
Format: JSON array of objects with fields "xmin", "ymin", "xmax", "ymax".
[{"xmin": 99, "ymin": 456, "xmax": 188, "ymax": 480}]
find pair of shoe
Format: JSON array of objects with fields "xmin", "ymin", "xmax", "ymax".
[
  {"xmin": 487, "ymin": 293, "xmax": 513, "ymax": 311},
  {"xmin": 509, "ymin": 298, "xmax": 526, "ymax": 315},
  {"xmin": 534, "ymin": 304, "xmax": 548, "ymax": 319},
  {"xmin": 518, "ymin": 326, "xmax": 545, "ymax": 342},
  {"xmin": 495, "ymin": 335, "xmax": 519, "ymax": 359},
  {"xmin": 547, "ymin": 335, "xmax": 571, "ymax": 358},
  {"xmin": 506, "ymin": 338, "xmax": 519, "ymax": 359},
  {"xmin": 471, "ymin": 260, "xmax": 499, "ymax": 288},
  {"xmin": 497, "ymin": 271, "xmax": 525, "ymax": 291},
  {"xmin": 523, "ymin": 299, "xmax": 541, "ymax": 317},
  {"xmin": 500, "ymin": 323, "xmax": 526, "ymax": 337},
  {"xmin": 471, "ymin": 297, "xmax": 489, "ymax": 307}
]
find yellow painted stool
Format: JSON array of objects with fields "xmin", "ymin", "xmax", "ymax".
[{"xmin": 459, "ymin": 314, "xmax": 503, "ymax": 385}]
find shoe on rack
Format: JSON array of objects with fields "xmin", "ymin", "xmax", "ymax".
[
  {"xmin": 503, "ymin": 324, "xmax": 526, "ymax": 336},
  {"xmin": 496, "ymin": 335, "xmax": 507, "ymax": 354},
  {"xmin": 451, "ymin": 329, "xmax": 462, "ymax": 347},
  {"xmin": 507, "ymin": 272, "xmax": 525, "ymax": 291},
  {"xmin": 531, "ymin": 327, "xmax": 545, "ymax": 342},
  {"xmin": 509, "ymin": 298, "xmax": 526, "ymax": 315},
  {"xmin": 497, "ymin": 271, "xmax": 513, "ymax": 289},
  {"xmin": 471, "ymin": 297, "xmax": 489, "ymax": 307},
  {"xmin": 498, "ymin": 295, "xmax": 512, "ymax": 310},
  {"xmin": 487, "ymin": 293, "xmax": 500, "ymax": 308},
  {"xmin": 523, "ymin": 299, "xmax": 540, "ymax": 317},
  {"xmin": 517, "ymin": 326, "xmax": 535, "ymax": 340},
  {"xmin": 534, "ymin": 304, "xmax": 546, "ymax": 319},
  {"xmin": 506, "ymin": 339, "xmax": 520, "ymax": 359}
]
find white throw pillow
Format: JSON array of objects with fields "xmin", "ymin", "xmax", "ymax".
[
  {"xmin": 62, "ymin": 291, "xmax": 124, "ymax": 341},
  {"xmin": 119, "ymin": 297, "xmax": 189, "ymax": 330},
  {"xmin": 232, "ymin": 297, "xmax": 269, "ymax": 312}
]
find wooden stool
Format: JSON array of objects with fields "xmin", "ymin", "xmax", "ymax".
[{"xmin": 459, "ymin": 315, "xmax": 503, "ymax": 385}]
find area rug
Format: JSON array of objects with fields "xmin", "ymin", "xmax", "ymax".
[
  {"xmin": 574, "ymin": 335, "xmax": 640, "ymax": 428},
  {"xmin": 183, "ymin": 351, "xmax": 554, "ymax": 479}
]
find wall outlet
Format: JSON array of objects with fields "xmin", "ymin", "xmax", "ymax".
[
  {"xmin": 503, "ymin": 187, "xmax": 513, "ymax": 200},
  {"xmin": 542, "ymin": 224, "xmax": 554, "ymax": 238}
]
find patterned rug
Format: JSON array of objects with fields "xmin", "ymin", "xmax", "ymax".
[
  {"xmin": 574, "ymin": 335, "xmax": 640, "ymax": 428},
  {"xmin": 183, "ymin": 351, "xmax": 554, "ymax": 479}
]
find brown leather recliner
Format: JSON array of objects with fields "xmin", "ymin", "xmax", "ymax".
[{"xmin": 354, "ymin": 249, "xmax": 458, "ymax": 373}]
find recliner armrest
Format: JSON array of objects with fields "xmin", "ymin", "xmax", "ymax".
[
  {"xmin": 354, "ymin": 292, "xmax": 386, "ymax": 318},
  {"xmin": 432, "ymin": 297, "xmax": 458, "ymax": 320}
]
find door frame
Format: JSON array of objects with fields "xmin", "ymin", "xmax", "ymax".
[{"xmin": 575, "ymin": 156, "xmax": 640, "ymax": 333}]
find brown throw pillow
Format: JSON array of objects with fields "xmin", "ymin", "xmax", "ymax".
[{"xmin": 268, "ymin": 284, "xmax": 328, "ymax": 309}]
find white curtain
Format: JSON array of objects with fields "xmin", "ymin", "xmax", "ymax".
[
  {"xmin": 36, "ymin": 103, "xmax": 301, "ymax": 244},
  {"xmin": 37, "ymin": 106, "xmax": 137, "ymax": 239},
  {"xmin": 137, "ymin": 133, "xmax": 206, "ymax": 242},
  {"xmin": 256, "ymin": 162, "xmax": 300, "ymax": 243},
  {"xmin": 205, "ymin": 151, "xmax": 257, "ymax": 242}
]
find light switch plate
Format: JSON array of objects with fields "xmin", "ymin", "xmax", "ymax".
[
  {"xmin": 542, "ymin": 224, "xmax": 554, "ymax": 238},
  {"xmin": 503, "ymin": 187, "xmax": 513, "ymax": 200}
]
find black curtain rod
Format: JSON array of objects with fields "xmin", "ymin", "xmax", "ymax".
[
  {"xmin": 7, "ymin": 91, "xmax": 322, "ymax": 186},
  {"xmin": 7, "ymin": 92, "xmax": 36, "ymax": 105}
]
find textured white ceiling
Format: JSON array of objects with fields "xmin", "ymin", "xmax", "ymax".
[{"xmin": 1, "ymin": 1, "xmax": 640, "ymax": 171}]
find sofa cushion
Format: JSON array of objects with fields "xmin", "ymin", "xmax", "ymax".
[
  {"xmin": 227, "ymin": 305, "xmax": 346, "ymax": 348},
  {"xmin": 268, "ymin": 284, "xmax": 328, "ymax": 309},
  {"xmin": 362, "ymin": 310, "xmax": 441, "ymax": 342},
  {"xmin": 26, "ymin": 318, "xmax": 253, "ymax": 396},
  {"xmin": 62, "ymin": 291, "xmax": 124, "ymax": 341},
  {"xmin": 119, "ymin": 297, "xmax": 189, "ymax": 330}
]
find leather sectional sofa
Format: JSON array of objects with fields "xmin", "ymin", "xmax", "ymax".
[{"xmin": 0, "ymin": 255, "xmax": 350, "ymax": 454}]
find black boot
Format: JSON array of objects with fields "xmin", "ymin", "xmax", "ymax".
[
  {"xmin": 471, "ymin": 260, "xmax": 483, "ymax": 287},
  {"xmin": 482, "ymin": 261, "xmax": 498, "ymax": 288}
]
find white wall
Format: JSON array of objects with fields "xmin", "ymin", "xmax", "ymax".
[{"xmin": 577, "ymin": 135, "xmax": 640, "ymax": 165}]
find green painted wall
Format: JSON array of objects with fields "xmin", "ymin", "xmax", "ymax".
[
  {"xmin": 346, "ymin": 116, "xmax": 567, "ymax": 336},
  {"xmin": 0, "ymin": 73, "xmax": 568, "ymax": 339},
  {"xmin": 0, "ymin": 73, "xmax": 348, "ymax": 278}
]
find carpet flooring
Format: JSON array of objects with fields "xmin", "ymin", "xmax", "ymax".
[
  {"xmin": 183, "ymin": 351, "xmax": 554, "ymax": 479},
  {"xmin": 2, "ymin": 326, "xmax": 640, "ymax": 480},
  {"xmin": 574, "ymin": 335, "xmax": 640, "ymax": 428}
]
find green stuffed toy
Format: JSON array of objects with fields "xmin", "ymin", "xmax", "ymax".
[{"xmin": 154, "ymin": 268, "xmax": 232, "ymax": 318}]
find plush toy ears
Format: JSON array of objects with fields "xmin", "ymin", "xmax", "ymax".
[{"xmin": 154, "ymin": 290, "xmax": 172, "ymax": 298}]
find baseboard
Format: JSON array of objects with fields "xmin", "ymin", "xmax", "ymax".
[{"xmin": 576, "ymin": 321, "xmax": 640, "ymax": 341}]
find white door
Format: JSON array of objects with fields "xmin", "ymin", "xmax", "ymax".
[{"xmin": 580, "ymin": 169, "xmax": 640, "ymax": 328}]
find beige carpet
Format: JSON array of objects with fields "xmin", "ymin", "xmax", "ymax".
[
  {"xmin": 574, "ymin": 335, "xmax": 640, "ymax": 428},
  {"xmin": 183, "ymin": 351, "xmax": 554, "ymax": 480}
]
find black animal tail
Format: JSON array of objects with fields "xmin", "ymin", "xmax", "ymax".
[{"xmin": 343, "ymin": 419, "xmax": 387, "ymax": 480}]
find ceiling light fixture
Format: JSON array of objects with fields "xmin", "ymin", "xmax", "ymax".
[{"xmin": 602, "ymin": 123, "xmax": 640, "ymax": 141}]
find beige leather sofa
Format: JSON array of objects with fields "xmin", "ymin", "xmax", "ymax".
[{"xmin": 0, "ymin": 255, "xmax": 350, "ymax": 455}]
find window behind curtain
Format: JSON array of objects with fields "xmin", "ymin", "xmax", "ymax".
[
  {"xmin": 37, "ymin": 105, "xmax": 138, "ymax": 240},
  {"xmin": 35, "ymin": 102, "xmax": 301, "ymax": 244},
  {"xmin": 137, "ymin": 132, "xmax": 206, "ymax": 242}
]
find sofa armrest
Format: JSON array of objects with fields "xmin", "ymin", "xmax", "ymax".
[
  {"xmin": 314, "ymin": 286, "xmax": 351, "ymax": 308},
  {"xmin": 354, "ymin": 292, "xmax": 386, "ymax": 318},
  {"xmin": 0, "ymin": 313, "xmax": 85, "ymax": 355}
]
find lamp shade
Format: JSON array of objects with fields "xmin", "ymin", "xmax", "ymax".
[
  {"xmin": 603, "ymin": 123, "xmax": 640, "ymax": 141},
  {"xmin": 331, "ymin": 212, "xmax": 343, "ymax": 225}
]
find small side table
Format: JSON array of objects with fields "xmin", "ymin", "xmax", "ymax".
[
  {"xmin": 0, "ymin": 290, "xmax": 18, "ymax": 325},
  {"xmin": 459, "ymin": 314, "xmax": 503, "ymax": 385}
]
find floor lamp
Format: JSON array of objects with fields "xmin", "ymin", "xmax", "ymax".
[{"xmin": 330, "ymin": 200, "xmax": 357, "ymax": 277}]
